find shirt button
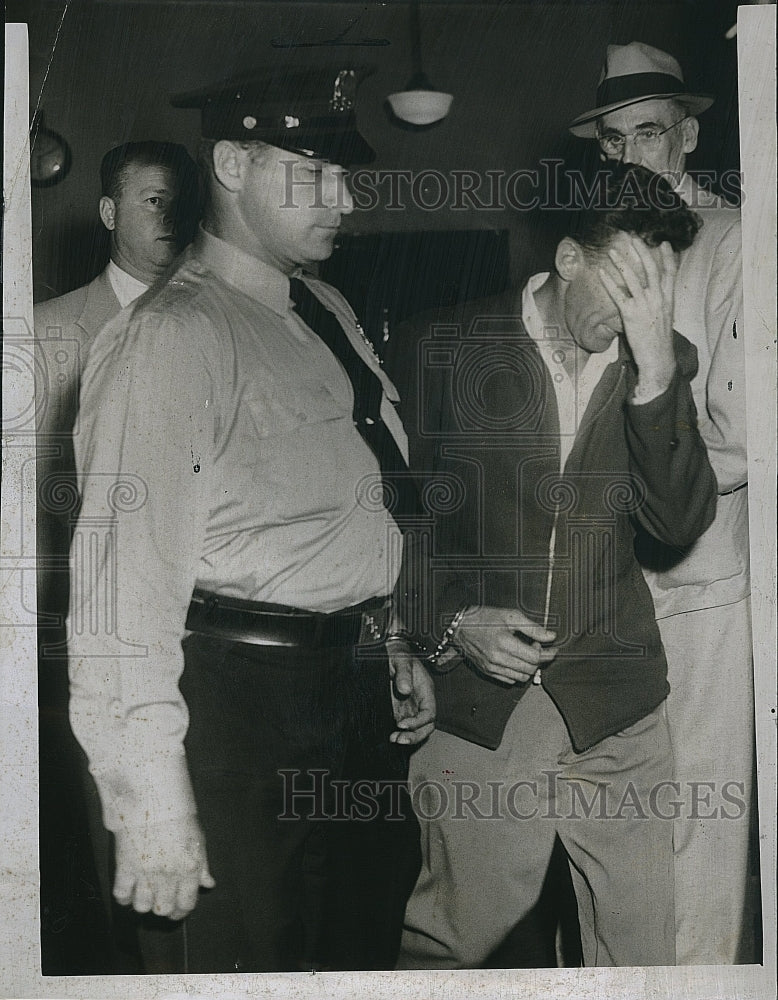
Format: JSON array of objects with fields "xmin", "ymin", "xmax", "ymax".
[{"xmin": 669, "ymin": 437, "xmax": 680, "ymax": 450}]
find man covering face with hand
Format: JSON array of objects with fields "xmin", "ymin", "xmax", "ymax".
[
  {"xmin": 391, "ymin": 165, "xmax": 716, "ymax": 969},
  {"xmin": 571, "ymin": 42, "xmax": 753, "ymax": 965}
]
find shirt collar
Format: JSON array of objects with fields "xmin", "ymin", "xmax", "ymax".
[
  {"xmin": 106, "ymin": 259, "xmax": 149, "ymax": 308},
  {"xmin": 521, "ymin": 272, "xmax": 552, "ymax": 342},
  {"xmin": 675, "ymin": 171, "xmax": 723, "ymax": 209},
  {"xmin": 193, "ymin": 225, "xmax": 292, "ymax": 316},
  {"xmin": 673, "ymin": 171, "xmax": 694, "ymax": 206}
]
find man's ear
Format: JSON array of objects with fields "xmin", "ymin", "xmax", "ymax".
[
  {"xmin": 98, "ymin": 196, "xmax": 116, "ymax": 232},
  {"xmin": 555, "ymin": 237, "xmax": 585, "ymax": 282},
  {"xmin": 680, "ymin": 116, "xmax": 699, "ymax": 155},
  {"xmin": 212, "ymin": 140, "xmax": 245, "ymax": 193}
]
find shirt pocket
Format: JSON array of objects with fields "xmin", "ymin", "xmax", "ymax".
[{"xmin": 242, "ymin": 376, "xmax": 351, "ymax": 440}]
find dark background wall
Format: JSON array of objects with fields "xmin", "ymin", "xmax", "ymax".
[{"xmin": 12, "ymin": 0, "xmax": 742, "ymax": 303}]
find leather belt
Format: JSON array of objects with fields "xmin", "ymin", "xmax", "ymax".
[{"xmin": 185, "ymin": 588, "xmax": 391, "ymax": 649}]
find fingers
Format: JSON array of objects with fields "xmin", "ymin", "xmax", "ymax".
[
  {"xmin": 126, "ymin": 871, "xmax": 205, "ymax": 920},
  {"xmin": 487, "ymin": 608, "xmax": 556, "ymax": 645},
  {"xmin": 629, "ymin": 236, "xmax": 661, "ymax": 289},
  {"xmin": 113, "ymin": 866, "xmax": 136, "ymax": 908},
  {"xmin": 607, "ymin": 246, "xmax": 644, "ymax": 300},
  {"xmin": 151, "ymin": 877, "xmax": 178, "ymax": 918},
  {"xmin": 390, "ymin": 652, "xmax": 415, "ymax": 696},
  {"xmin": 512, "ymin": 623, "xmax": 557, "ymax": 647},
  {"xmin": 394, "ymin": 699, "xmax": 434, "ymax": 731},
  {"xmin": 463, "ymin": 630, "xmax": 557, "ymax": 669},
  {"xmin": 484, "ymin": 664, "xmax": 535, "ymax": 684},
  {"xmin": 607, "ymin": 238, "xmax": 675, "ymax": 303},
  {"xmin": 112, "ymin": 820, "xmax": 214, "ymax": 921},
  {"xmin": 658, "ymin": 240, "xmax": 677, "ymax": 277},
  {"xmin": 391, "ymin": 661, "xmax": 434, "ymax": 727},
  {"xmin": 597, "ymin": 267, "xmax": 627, "ymax": 313},
  {"xmin": 390, "ymin": 657, "xmax": 436, "ymax": 745},
  {"xmin": 598, "ymin": 266, "xmax": 625, "ymax": 308},
  {"xmin": 391, "ymin": 721, "xmax": 435, "ymax": 745},
  {"xmin": 657, "ymin": 241, "xmax": 677, "ymax": 301},
  {"xmin": 172, "ymin": 877, "xmax": 202, "ymax": 921}
]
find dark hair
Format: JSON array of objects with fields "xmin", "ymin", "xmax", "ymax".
[
  {"xmin": 570, "ymin": 163, "xmax": 701, "ymax": 254},
  {"xmin": 100, "ymin": 141, "xmax": 199, "ymax": 202}
]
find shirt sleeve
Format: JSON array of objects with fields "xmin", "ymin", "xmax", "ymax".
[
  {"xmin": 699, "ymin": 217, "xmax": 746, "ymax": 492},
  {"xmin": 68, "ymin": 310, "xmax": 214, "ymax": 835},
  {"xmin": 625, "ymin": 368, "xmax": 718, "ymax": 549},
  {"xmin": 34, "ymin": 309, "xmax": 81, "ymax": 614}
]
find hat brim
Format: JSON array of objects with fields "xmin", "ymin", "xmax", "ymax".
[
  {"xmin": 259, "ymin": 128, "xmax": 376, "ymax": 167},
  {"xmin": 569, "ymin": 92, "xmax": 715, "ymax": 137}
]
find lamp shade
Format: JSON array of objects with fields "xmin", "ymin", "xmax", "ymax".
[{"xmin": 387, "ymin": 88, "xmax": 453, "ymax": 125}]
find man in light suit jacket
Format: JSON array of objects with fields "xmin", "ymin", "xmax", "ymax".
[
  {"xmin": 35, "ymin": 140, "xmax": 198, "ymax": 973},
  {"xmin": 35, "ymin": 140, "xmax": 198, "ymax": 616}
]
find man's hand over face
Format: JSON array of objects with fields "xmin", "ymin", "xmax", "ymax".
[
  {"xmin": 600, "ymin": 236, "xmax": 678, "ymax": 400},
  {"xmin": 453, "ymin": 605, "xmax": 558, "ymax": 685},
  {"xmin": 113, "ymin": 813, "xmax": 215, "ymax": 921}
]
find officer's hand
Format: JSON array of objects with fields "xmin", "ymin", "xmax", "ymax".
[
  {"xmin": 600, "ymin": 235, "xmax": 677, "ymax": 401},
  {"xmin": 453, "ymin": 605, "xmax": 557, "ymax": 685},
  {"xmin": 113, "ymin": 814, "xmax": 215, "ymax": 921},
  {"xmin": 388, "ymin": 641, "xmax": 436, "ymax": 745}
]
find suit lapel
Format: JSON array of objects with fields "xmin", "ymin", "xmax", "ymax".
[{"xmin": 75, "ymin": 268, "xmax": 121, "ymax": 344}]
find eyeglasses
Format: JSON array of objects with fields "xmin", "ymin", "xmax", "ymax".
[{"xmin": 596, "ymin": 119, "xmax": 687, "ymax": 157}]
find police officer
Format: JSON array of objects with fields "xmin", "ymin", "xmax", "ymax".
[{"xmin": 68, "ymin": 67, "xmax": 433, "ymax": 973}]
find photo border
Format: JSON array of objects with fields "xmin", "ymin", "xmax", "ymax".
[{"xmin": 2, "ymin": 5, "xmax": 775, "ymax": 997}]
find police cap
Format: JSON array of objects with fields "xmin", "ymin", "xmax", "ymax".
[{"xmin": 171, "ymin": 66, "xmax": 375, "ymax": 166}]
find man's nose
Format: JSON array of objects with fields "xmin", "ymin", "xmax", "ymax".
[
  {"xmin": 621, "ymin": 137, "xmax": 642, "ymax": 165},
  {"xmin": 322, "ymin": 171, "xmax": 354, "ymax": 215},
  {"xmin": 163, "ymin": 197, "xmax": 178, "ymax": 222},
  {"xmin": 338, "ymin": 180, "xmax": 354, "ymax": 216}
]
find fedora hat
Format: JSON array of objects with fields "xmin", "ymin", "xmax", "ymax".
[{"xmin": 569, "ymin": 42, "xmax": 714, "ymax": 137}]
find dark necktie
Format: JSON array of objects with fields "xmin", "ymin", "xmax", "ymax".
[{"xmin": 289, "ymin": 277, "xmax": 419, "ymax": 524}]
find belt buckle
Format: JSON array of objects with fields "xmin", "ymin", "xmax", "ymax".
[{"xmin": 358, "ymin": 603, "xmax": 388, "ymax": 645}]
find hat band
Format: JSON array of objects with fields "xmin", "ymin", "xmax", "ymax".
[
  {"xmin": 596, "ymin": 72, "xmax": 686, "ymax": 109},
  {"xmin": 203, "ymin": 111, "xmax": 357, "ymax": 137}
]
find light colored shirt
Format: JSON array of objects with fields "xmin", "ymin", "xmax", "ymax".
[
  {"xmin": 68, "ymin": 226, "xmax": 405, "ymax": 834},
  {"xmin": 643, "ymin": 174, "xmax": 749, "ymax": 616},
  {"xmin": 522, "ymin": 272, "xmax": 618, "ymax": 470},
  {"xmin": 106, "ymin": 258, "xmax": 149, "ymax": 308}
]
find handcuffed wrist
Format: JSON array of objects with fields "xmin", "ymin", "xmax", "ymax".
[{"xmin": 426, "ymin": 606, "xmax": 468, "ymax": 665}]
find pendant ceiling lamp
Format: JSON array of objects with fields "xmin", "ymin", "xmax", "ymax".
[{"xmin": 387, "ymin": 1, "xmax": 452, "ymax": 126}]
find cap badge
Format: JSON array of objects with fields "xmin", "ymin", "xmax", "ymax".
[{"xmin": 329, "ymin": 69, "xmax": 356, "ymax": 112}]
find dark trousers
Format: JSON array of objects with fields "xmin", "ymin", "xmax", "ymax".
[{"xmin": 179, "ymin": 633, "xmax": 419, "ymax": 973}]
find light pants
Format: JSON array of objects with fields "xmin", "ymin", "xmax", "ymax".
[
  {"xmin": 661, "ymin": 596, "xmax": 755, "ymax": 964},
  {"xmin": 398, "ymin": 685, "xmax": 676, "ymax": 969}
]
